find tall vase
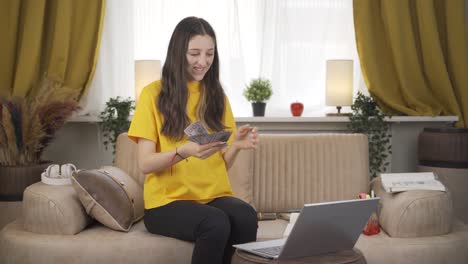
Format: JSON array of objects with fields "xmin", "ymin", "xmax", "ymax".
[
  {"xmin": 0, "ymin": 162, "xmax": 51, "ymax": 229},
  {"xmin": 0, "ymin": 162, "xmax": 51, "ymax": 201},
  {"xmin": 252, "ymin": 102, "xmax": 266, "ymax": 117}
]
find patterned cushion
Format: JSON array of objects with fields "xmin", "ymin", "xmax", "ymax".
[{"xmin": 72, "ymin": 166, "xmax": 144, "ymax": 231}]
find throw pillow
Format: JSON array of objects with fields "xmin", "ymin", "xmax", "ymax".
[
  {"xmin": 371, "ymin": 177, "xmax": 453, "ymax": 237},
  {"xmin": 71, "ymin": 166, "xmax": 144, "ymax": 231},
  {"xmin": 23, "ymin": 182, "xmax": 91, "ymax": 235}
]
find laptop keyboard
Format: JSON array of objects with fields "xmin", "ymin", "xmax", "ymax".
[{"xmin": 252, "ymin": 246, "xmax": 283, "ymax": 257}]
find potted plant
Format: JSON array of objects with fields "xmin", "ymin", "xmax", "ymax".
[
  {"xmin": 0, "ymin": 77, "xmax": 80, "ymax": 200},
  {"xmin": 347, "ymin": 92, "xmax": 392, "ymax": 178},
  {"xmin": 243, "ymin": 78, "xmax": 273, "ymax": 116},
  {"xmin": 99, "ymin": 96, "xmax": 135, "ymax": 156}
]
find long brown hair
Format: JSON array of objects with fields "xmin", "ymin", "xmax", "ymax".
[{"xmin": 158, "ymin": 17, "xmax": 226, "ymax": 141}]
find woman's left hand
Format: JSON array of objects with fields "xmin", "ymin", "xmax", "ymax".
[{"xmin": 232, "ymin": 125, "xmax": 258, "ymax": 150}]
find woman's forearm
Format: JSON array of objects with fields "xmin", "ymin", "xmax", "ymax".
[
  {"xmin": 222, "ymin": 142, "xmax": 241, "ymax": 169},
  {"xmin": 139, "ymin": 149, "xmax": 184, "ymax": 175}
]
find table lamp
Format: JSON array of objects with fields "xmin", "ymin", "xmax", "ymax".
[
  {"xmin": 135, "ymin": 60, "xmax": 161, "ymax": 102},
  {"xmin": 325, "ymin": 59, "xmax": 353, "ymax": 116}
]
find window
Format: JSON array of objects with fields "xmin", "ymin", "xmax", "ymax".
[{"xmin": 134, "ymin": 0, "xmax": 364, "ymax": 116}]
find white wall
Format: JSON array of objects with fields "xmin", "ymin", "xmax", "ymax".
[{"xmin": 43, "ymin": 123, "xmax": 114, "ymax": 169}]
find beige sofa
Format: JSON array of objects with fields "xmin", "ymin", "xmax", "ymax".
[{"xmin": 1, "ymin": 133, "xmax": 468, "ymax": 264}]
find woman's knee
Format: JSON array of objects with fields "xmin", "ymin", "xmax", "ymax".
[
  {"xmin": 233, "ymin": 201, "xmax": 258, "ymax": 229},
  {"xmin": 230, "ymin": 202, "xmax": 258, "ymax": 242},
  {"xmin": 244, "ymin": 204, "xmax": 258, "ymax": 232},
  {"xmin": 196, "ymin": 209, "xmax": 231, "ymax": 243}
]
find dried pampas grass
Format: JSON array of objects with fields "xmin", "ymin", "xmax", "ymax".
[{"xmin": 0, "ymin": 77, "xmax": 80, "ymax": 166}]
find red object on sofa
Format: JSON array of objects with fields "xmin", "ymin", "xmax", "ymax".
[{"xmin": 363, "ymin": 212, "xmax": 380, "ymax": 236}]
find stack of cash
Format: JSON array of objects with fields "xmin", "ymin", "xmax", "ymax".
[{"xmin": 184, "ymin": 121, "xmax": 232, "ymax": 145}]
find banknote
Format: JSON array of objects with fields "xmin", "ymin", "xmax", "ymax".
[
  {"xmin": 210, "ymin": 131, "xmax": 232, "ymax": 143},
  {"xmin": 184, "ymin": 121, "xmax": 209, "ymax": 136},
  {"xmin": 188, "ymin": 131, "xmax": 232, "ymax": 145},
  {"xmin": 185, "ymin": 121, "xmax": 232, "ymax": 145}
]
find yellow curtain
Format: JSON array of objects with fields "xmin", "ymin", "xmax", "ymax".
[
  {"xmin": 354, "ymin": 0, "xmax": 468, "ymax": 127},
  {"xmin": 0, "ymin": 0, "xmax": 106, "ymax": 98}
]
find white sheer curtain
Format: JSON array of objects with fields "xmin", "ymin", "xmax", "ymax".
[
  {"xmin": 132, "ymin": 0, "xmax": 365, "ymax": 117},
  {"xmin": 134, "ymin": 0, "xmax": 249, "ymax": 113},
  {"xmin": 78, "ymin": 0, "xmax": 134, "ymax": 117},
  {"xmin": 257, "ymin": 0, "xmax": 365, "ymax": 116}
]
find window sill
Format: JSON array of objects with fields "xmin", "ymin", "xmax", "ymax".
[
  {"xmin": 235, "ymin": 116, "xmax": 458, "ymax": 123},
  {"xmin": 68, "ymin": 114, "xmax": 458, "ymax": 123}
]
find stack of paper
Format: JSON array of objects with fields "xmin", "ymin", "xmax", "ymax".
[{"xmin": 380, "ymin": 172, "xmax": 446, "ymax": 193}]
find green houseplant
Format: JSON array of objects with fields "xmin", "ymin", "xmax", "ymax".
[
  {"xmin": 99, "ymin": 96, "xmax": 135, "ymax": 155},
  {"xmin": 347, "ymin": 92, "xmax": 392, "ymax": 178},
  {"xmin": 243, "ymin": 78, "xmax": 273, "ymax": 116},
  {"xmin": 0, "ymin": 77, "xmax": 80, "ymax": 200}
]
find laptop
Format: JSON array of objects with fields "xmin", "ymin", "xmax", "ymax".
[{"xmin": 233, "ymin": 198, "xmax": 380, "ymax": 260}]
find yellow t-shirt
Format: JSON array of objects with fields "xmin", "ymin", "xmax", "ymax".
[{"xmin": 128, "ymin": 80, "xmax": 236, "ymax": 209}]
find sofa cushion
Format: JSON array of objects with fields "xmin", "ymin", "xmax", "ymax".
[
  {"xmin": 3, "ymin": 218, "xmax": 468, "ymax": 264},
  {"xmin": 355, "ymin": 221, "xmax": 468, "ymax": 264},
  {"xmin": 115, "ymin": 133, "xmax": 146, "ymax": 186},
  {"xmin": 22, "ymin": 182, "xmax": 91, "ymax": 235},
  {"xmin": 371, "ymin": 177, "xmax": 453, "ymax": 238},
  {"xmin": 72, "ymin": 166, "xmax": 144, "ymax": 231},
  {"xmin": 252, "ymin": 134, "xmax": 370, "ymax": 213},
  {"xmin": 227, "ymin": 149, "xmax": 254, "ymax": 206},
  {"xmin": 0, "ymin": 220, "xmax": 194, "ymax": 264}
]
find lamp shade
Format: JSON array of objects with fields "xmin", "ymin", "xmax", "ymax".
[
  {"xmin": 325, "ymin": 60, "xmax": 353, "ymax": 107},
  {"xmin": 135, "ymin": 60, "xmax": 161, "ymax": 102}
]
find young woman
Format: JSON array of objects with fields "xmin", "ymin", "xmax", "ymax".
[{"xmin": 128, "ymin": 17, "xmax": 258, "ymax": 264}]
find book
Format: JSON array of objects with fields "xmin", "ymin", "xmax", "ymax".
[
  {"xmin": 380, "ymin": 172, "xmax": 446, "ymax": 193},
  {"xmin": 283, "ymin": 213, "xmax": 300, "ymax": 237}
]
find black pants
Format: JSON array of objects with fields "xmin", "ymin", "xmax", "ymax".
[{"xmin": 144, "ymin": 196, "xmax": 258, "ymax": 264}]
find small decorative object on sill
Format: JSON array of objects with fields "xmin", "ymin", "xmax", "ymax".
[
  {"xmin": 290, "ymin": 101, "xmax": 304, "ymax": 117},
  {"xmin": 135, "ymin": 60, "xmax": 161, "ymax": 103},
  {"xmin": 325, "ymin": 60, "xmax": 353, "ymax": 116},
  {"xmin": 243, "ymin": 78, "xmax": 272, "ymax": 117},
  {"xmin": 251, "ymin": 102, "xmax": 266, "ymax": 117}
]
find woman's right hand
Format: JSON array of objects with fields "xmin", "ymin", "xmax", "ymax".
[{"xmin": 178, "ymin": 141, "xmax": 227, "ymax": 160}]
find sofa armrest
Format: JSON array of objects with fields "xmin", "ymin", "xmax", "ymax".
[
  {"xmin": 23, "ymin": 182, "xmax": 91, "ymax": 235},
  {"xmin": 371, "ymin": 177, "xmax": 453, "ymax": 238}
]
